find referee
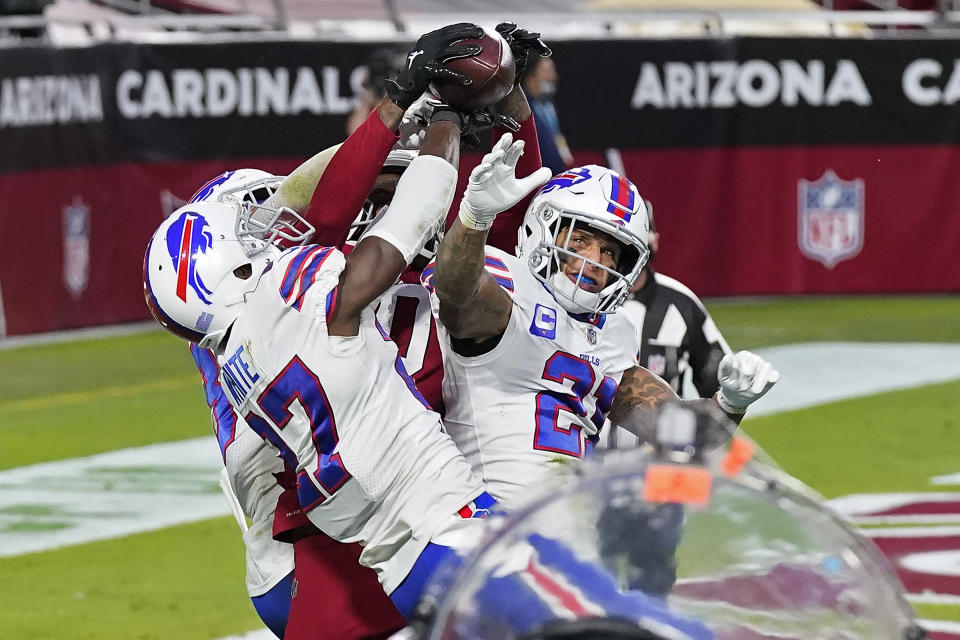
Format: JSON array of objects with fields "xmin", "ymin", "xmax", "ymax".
[{"xmin": 605, "ymin": 200, "xmax": 731, "ymax": 449}]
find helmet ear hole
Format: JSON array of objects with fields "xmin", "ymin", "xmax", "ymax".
[{"xmin": 233, "ymin": 263, "xmax": 253, "ymax": 280}]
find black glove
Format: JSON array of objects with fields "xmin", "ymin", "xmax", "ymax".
[
  {"xmin": 430, "ymin": 101, "xmax": 520, "ymax": 150},
  {"xmin": 384, "ymin": 23, "xmax": 485, "ymax": 109},
  {"xmin": 495, "ymin": 22, "xmax": 552, "ymax": 83}
]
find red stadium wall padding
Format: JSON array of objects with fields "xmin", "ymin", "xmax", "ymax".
[
  {"xmin": 573, "ymin": 145, "xmax": 960, "ymax": 297},
  {"xmin": 3, "ymin": 36, "xmax": 960, "ymax": 335},
  {"xmin": 0, "ymin": 159, "xmax": 303, "ymax": 336},
  {"xmin": 4, "ymin": 143, "xmax": 958, "ymax": 336}
]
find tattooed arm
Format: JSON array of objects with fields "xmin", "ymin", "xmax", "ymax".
[
  {"xmin": 434, "ymin": 217, "xmax": 514, "ymax": 341},
  {"xmin": 609, "ymin": 365, "xmax": 745, "ymax": 442},
  {"xmin": 433, "ymin": 133, "xmax": 550, "ymax": 343}
]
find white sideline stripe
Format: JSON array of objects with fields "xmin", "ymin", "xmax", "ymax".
[
  {"xmin": 910, "ymin": 593, "xmax": 960, "ymax": 605},
  {"xmin": 857, "ymin": 526, "xmax": 960, "ymax": 538},
  {"xmin": 850, "ymin": 515, "xmax": 960, "ymax": 526},
  {"xmin": 828, "ymin": 493, "xmax": 960, "ymax": 515},
  {"xmin": 919, "ymin": 618, "xmax": 960, "ymax": 633},
  {"xmin": 0, "ymin": 437, "xmax": 225, "ymax": 558},
  {"xmin": 0, "ymin": 321, "xmax": 157, "ymax": 351},
  {"xmin": 2, "ymin": 342, "xmax": 960, "ymax": 560},
  {"xmin": 932, "ymin": 472, "xmax": 960, "ymax": 485},
  {"xmin": 215, "ymin": 631, "xmax": 276, "ymax": 640},
  {"xmin": 743, "ymin": 342, "xmax": 960, "ymax": 417}
]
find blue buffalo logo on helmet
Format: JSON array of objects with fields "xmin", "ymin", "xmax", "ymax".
[
  {"xmin": 166, "ymin": 210, "xmax": 215, "ymax": 304},
  {"xmin": 540, "ymin": 167, "xmax": 592, "ymax": 194},
  {"xmin": 189, "ymin": 170, "xmax": 235, "ymax": 203}
]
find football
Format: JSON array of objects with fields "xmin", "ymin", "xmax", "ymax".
[{"xmin": 430, "ymin": 27, "xmax": 516, "ymax": 110}]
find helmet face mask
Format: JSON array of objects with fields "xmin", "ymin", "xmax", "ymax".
[
  {"xmin": 346, "ymin": 199, "xmax": 390, "ymax": 245},
  {"xmin": 348, "ymin": 198, "xmax": 442, "ymax": 268},
  {"xmin": 218, "ymin": 176, "xmax": 315, "ymax": 254},
  {"xmin": 217, "ymin": 173, "xmax": 283, "ymax": 208},
  {"xmin": 143, "ymin": 198, "xmax": 311, "ymax": 349},
  {"xmin": 519, "ymin": 166, "xmax": 650, "ymax": 315},
  {"xmin": 235, "ymin": 200, "xmax": 315, "ymax": 255},
  {"xmin": 348, "ymin": 148, "xmax": 418, "ymax": 245}
]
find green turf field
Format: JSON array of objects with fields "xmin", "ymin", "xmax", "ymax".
[
  {"xmin": 1, "ymin": 295, "xmax": 958, "ymax": 638},
  {"xmin": 0, "ymin": 518, "xmax": 259, "ymax": 640},
  {"xmin": 707, "ymin": 295, "xmax": 960, "ymax": 349},
  {"xmin": 0, "ymin": 331, "xmax": 208, "ymax": 470}
]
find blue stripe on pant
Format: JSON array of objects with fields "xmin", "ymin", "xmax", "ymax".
[
  {"xmin": 390, "ymin": 492, "xmax": 497, "ymax": 618},
  {"xmin": 251, "ymin": 570, "xmax": 294, "ymax": 639},
  {"xmin": 394, "ymin": 529, "xmax": 713, "ymax": 639}
]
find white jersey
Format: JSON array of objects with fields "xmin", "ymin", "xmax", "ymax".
[
  {"xmin": 424, "ymin": 246, "xmax": 640, "ymax": 508},
  {"xmin": 191, "ymin": 341, "xmax": 293, "ymax": 598},
  {"xmin": 190, "ymin": 168, "xmax": 298, "ymax": 597},
  {"xmin": 217, "ymin": 245, "xmax": 485, "ymax": 594},
  {"xmin": 221, "ymin": 422, "xmax": 295, "ymax": 597}
]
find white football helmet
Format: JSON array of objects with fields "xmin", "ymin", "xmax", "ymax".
[
  {"xmin": 517, "ymin": 165, "xmax": 650, "ymax": 315},
  {"xmin": 199, "ymin": 169, "xmax": 315, "ymax": 251},
  {"xmin": 189, "ymin": 168, "xmax": 276, "ymax": 205},
  {"xmin": 143, "ymin": 196, "xmax": 313, "ymax": 349}
]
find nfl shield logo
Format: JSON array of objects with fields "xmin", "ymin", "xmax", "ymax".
[
  {"xmin": 586, "ymin": 326, "xmax": 597, "ymax": 345},
  {"xmin": 63, "ymin": 197, "xmax": 90, "ymax": 298},
  {"xmin": 646, "ymin": 353, "xmax": 667, "ymax": 376},
  {"xmin": 797, "ymin": 170, "xmax": 864, "ymax": 269}
]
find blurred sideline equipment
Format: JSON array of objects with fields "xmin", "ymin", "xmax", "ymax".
[{"xmin": 403, "ymin": 403, "xmax": 929, "ymax": 640}]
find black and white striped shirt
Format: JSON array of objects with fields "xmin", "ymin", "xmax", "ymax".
[
  {"xmin": 602, "ymin": 270, "xmax": 730, "ymax": 449},
  {"xmin": 621, "ymin": 271, "xmax": 730, "ymax": 398}
]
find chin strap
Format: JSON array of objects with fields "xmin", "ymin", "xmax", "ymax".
[{"xmin": 548, "ymin": 271, "xmax": 607, "ymax": 315}]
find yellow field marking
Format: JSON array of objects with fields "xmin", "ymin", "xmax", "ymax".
[{"xmin": 2, "ymin": 375, "xmax": 198, "ymax": 412}]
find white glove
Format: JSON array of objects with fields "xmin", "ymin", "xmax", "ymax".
[
  {"xmin": 457, "ymin": 132, "xmax": 553, "ymax": 231},
  {"xmin": 397, "ymin": 92, "xmax": 434, "ymax": 149},
  {"xmin": 716, "ymin": 350, "xmax": 780, "ymax": 414}
]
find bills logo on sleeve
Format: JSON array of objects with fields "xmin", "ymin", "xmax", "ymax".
[{"xmin": 165, "ymin": 210, "xmax": 214, "ymax": 304}]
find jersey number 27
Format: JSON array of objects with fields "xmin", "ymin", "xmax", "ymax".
[{"xmin": 245, "ymin": 356, "xmax": 351, "ymax": 511}]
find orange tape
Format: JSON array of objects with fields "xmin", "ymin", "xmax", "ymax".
[
  {"xmin": 643, "ymin": 464, "xmax": 712, "ymax": 507},
  {"xmin": 722, "ymin": 436, "xmax": 756, "ymax": 477}
]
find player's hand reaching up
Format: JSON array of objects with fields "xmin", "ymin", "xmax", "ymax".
[
  {"xmin": 396, "ymin": 93, "xmax": 437, "ymax": 148},
  {"xmin": 495, "ymin": 22, "xmax": 552, "ymax": 81},
  {"xmin": 385, "ymin": 23, "xmax": 484, "ymax": 109},
  {"xmin": 458, "ymin": 133, "xmax": 553, "ymax": 231},
  {"xmin": 716, "ymin": 351, "xmax": 780, "ymax": 414}
]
